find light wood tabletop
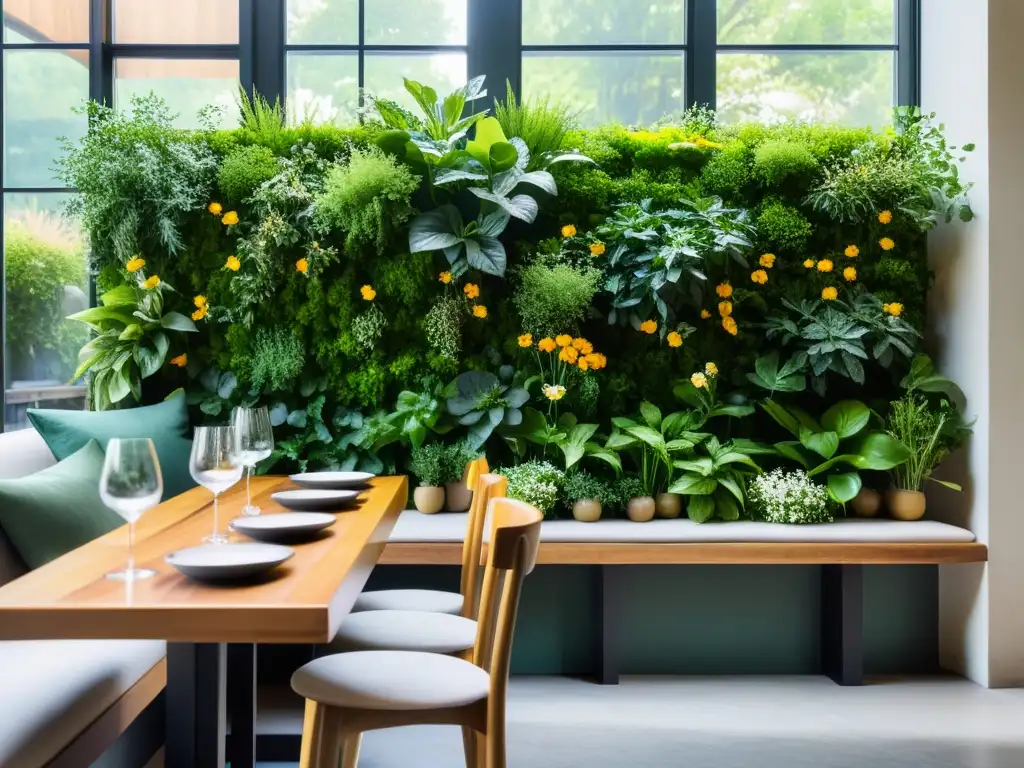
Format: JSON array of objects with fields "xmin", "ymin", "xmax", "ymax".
[{"xmin": 0, "ymin": 475, "xmax": 408, "ymax": 644}]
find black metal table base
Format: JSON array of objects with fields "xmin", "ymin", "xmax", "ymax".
[
  {"xmin": 593, "ymin": 565, "xmax": 619, "ymax": 685},
  {"xmin": 821, "ymin": 564, "xmax": 864, "ymax": 686}
]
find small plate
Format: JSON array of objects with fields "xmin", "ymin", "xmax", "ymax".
[
  {"xmin": 230, "ymin": 512, "xmax": 336, "ymax": 543},
  {"xmin": 165, "ymin": 543, "xmax": 294, "ymax": 582},
  {"xmin": 289, "ymin": 471, "xmax": 375, "ymax": 490},
  {"xmin": 271, "ymin": 489, "xmax": 362, "ymax": 511}
]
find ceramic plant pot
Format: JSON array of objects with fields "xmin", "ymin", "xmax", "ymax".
[
  {"xmin": 655, "ymin": 492, "xmax": 682, "ymax": 519},
  {"xmin": 627, "ymin": 496, "xmax": 656, "ymax": 523},
  {"xmin": 444, "ymin": 479, "xmax": 473, "ymax": 512},
  {"xmin": 413, "ymin": 486, "xmax": 445, "ymax": 515},
  {"xmin": 572, "ymin": 499, "xmax": 602, "ymax": 523},
  {"xmin": 850, "ymin": 488, "xmax": 882, "ymax": 518},
  {"xmin": 887, "ymin": 489, "xmax": 927, "ymax": 521}
]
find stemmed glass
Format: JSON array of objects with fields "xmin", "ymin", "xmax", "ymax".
[
  {"xmin": 232, "ymin": 406, "xmax": 275, "ymax": 516},
  {"xmin": 100, "ymin": 438, "xmax": 163, "ymax": 582},
  {"xmin": 189, "ymin": 426, "xmax": 244, "ymax": 545}
]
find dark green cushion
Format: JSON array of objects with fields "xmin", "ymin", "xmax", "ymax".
[
  {"xmin": 0, "ymin": 440, "xmax": 123, "ymax": 569},
  {"xmin": 28, "ymin": 391, "xmax": 195, "ymax": 499}
]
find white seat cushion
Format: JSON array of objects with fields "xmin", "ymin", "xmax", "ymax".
[
  {"xmin": 330, "ymin": 610, "xmax": 477, "ymax": 654},
  {"xmin": 353, "ymin": 588, "xmax": 464, "ymax": 615},
  {"xmin": 0, "ymin": 638, "xmax": 165, "ymax": 767},
  {"xmin": 0, "ymin": 427, "xmax": 56, "ymax": 480},
  {"xmin": 292, "ymin": 651, "xmax": 489, "ymax": 710}
]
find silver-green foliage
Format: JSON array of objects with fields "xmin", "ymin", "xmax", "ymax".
[
  {"xmin": 424, "ymin": 297, "xmax": 464, "ymax": 359},
  {"xmin": 249, "ymin": 327, "xmax": 305, "ymax": 392},
  {"xmin": 513, "ymin": 262, "xmax": 601, "ymax": 337}
]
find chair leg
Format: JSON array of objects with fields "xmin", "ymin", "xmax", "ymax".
[
  {"xmin": 461, "ymin": 726, "xmax": 478, "ymax": 768},
  {"xmin": 485, "ymin": 720, "xmax": 505, "ymax": 768},
  {"xmin": 341, "ymin": 733, "xmax": 362, "ymax": 768},
  {"xmin": 314, "ymin": 708, "xmax": 346, "ymax": 768},
  {"xmin": 298, "ymin": 699, "xmax": 323, "ymax": 768}
]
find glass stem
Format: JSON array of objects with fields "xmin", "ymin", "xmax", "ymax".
[
  {"xmin": 213, "ymin": 492, "xmax": 220, "ymax": 538},
  {"xmin": 246, "ymin": 465, "xmax": 252, "ymax": 507},
  {"xmin": 127, "ymin": 521, "xmax": 135, "ymax": 575}
]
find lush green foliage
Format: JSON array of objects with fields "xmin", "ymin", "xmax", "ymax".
[
  {"xmin": 218, "ymin": 145, "xmax": 280, "ymax": 203},
  {"xmin": 513, "ymin": 262, "xmax": 601, "ymax": 337},
  {"xmin": 497, "ymin": 460, "xmax": 565, "ymax": 517},
  {"xmin": 562, "ymin": 470, "xmax": 616, "ymax": 504}
]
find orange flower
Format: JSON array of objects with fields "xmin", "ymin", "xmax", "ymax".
[
  {"xmin": 722, "ymin": 317, "xmax": 738, "ymax": 336},
  {"xmin": 584, "ymin": 352, "xmax": 606, "ymax": 370},
  {"xmin": 296, "ymin": 257, "xmax": 309, "ymax": 274},
  {"xmin": 667, "ymin": 331, "xmax": 683, "ymax": 348},
  {"xmin": 555, "ymin": 334, "xmax": 573, "ymax": 347},
  {"xmin": 751, "ymin": 269, "xmax": 768, "ymax": 285},
  {"xmin": 759, "ymin": 253, "xmax": 776, "ymax": 269},
  {"xmin": 191, "ymin": 306, "xmax": 207, "ymax": 322},
  {"xmin": 538, "ymin": 337, "xmax": 557, "ymax": 353},
  {"xmin": 473, "ymin": 304, "xmax": 488, "ymax": 319},
  {"xmin": 822, "ymin": 286, "xmax": 839, "ymax": 301},
  {"xmin": 572, "ymin": 338, "xmax": 593, "ymax": 354},
  {"xmin": 578, "ymin": 358, "xmax": 590, "ymax": 372},
  {"xmin": 878, "ymin": 210, "xmax": 893, "ymax": 225},
  {"xmin": 700, "ymin": 309, "xmax": 712, "ymax": 319},
  {"xmin": 125, "ymin": 257, "xmax": 145, "ymax": 273},
  {"xmin": 817, "ymin": 259, "xmax": 834, "ymax": 273},
  {"xmin": 716, "ymin": 282, "xmax": 733, "ymax": 298},
  {"xmin": 843, "ymin": 266, "xmax": 857, "ymax": 282},
  {"xmin": 518, "ymin": 333, "xmax": 533, "ymax": 348},
  {"xmin": 561, "ymin": 224, "xmax": 577, "ymax": 238},
  {"xmin": 207, "ymin": 202, "xmax": 222, "ymax": 216},
  {"xmin": 559, "ymin": 345, "xmax": 579, "ymax": 364},
  {"xmin": 194, "ymin": 295, "xmax": 207, "ymax": 308},
  {"xmin": 883, "ymin": 302, "xmax": 904, "ymax": 317},
  {"xmin": 880, "ymin": 237, "xmax": 896, "ymax": 251},
  {"xmin": 224, "ymin": 255, "xmax": 241, "ymax": 271},
  {"xmin": 845, "ymin": 245, "xmax": 860, "ymax": 259},
  {"xmin": 718, "ymin": 301, "xmax": 733, "ymax": 318},
  {"xmin": 639, "ymin": 319, "xmax": 657, "ymax": 334},
  {"xmin": 170, "ymin": 354, "xmax": 187, "ymax": 367},
  {"xmin": 589, "ymin": 242, "xmax": 605, "ymax": 256},
  {"xmin": 360, "ymin": 285, "xmax": 376, "ymax": 301},
  {"xmin": 439, "ymin": 271, "xmax": 452, "ymax": 284},
  {"xmin": 803, "ymin": 259, "xmax": 816, "ymax": 269},
  {"xmin": 221, "ymin": 211, "xmax": 239, "ymax": 226},
  {"xmin": 463, "ymin": 283, "xmax": 480, "ymax": 299},
  {"xmin": 142, "ymin": 275, "xmax": 161, "ymax": 290}
]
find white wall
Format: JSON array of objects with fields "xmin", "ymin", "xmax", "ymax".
[{"xmin": 923, "ymin": 0, "xmax": 1024, "ymax": 687}]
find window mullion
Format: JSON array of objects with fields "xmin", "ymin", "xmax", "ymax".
[
  {"xmin": 469, "ymin": 0, "xmax": 521, "ymax": 104},
  {"xmin": 689, "ymin": 0, "xmax": 716, "ymax": 109},
  {"xmin": 252, "ymin": 0, "xmax": 285, "ymax": 104},
  {"xmin": 896, "ymin": 0, "xmax": 920, "ymax": 107}
]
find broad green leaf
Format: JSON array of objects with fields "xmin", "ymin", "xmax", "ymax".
[
  {"xmin": 827, "ymin": 472, "xmax": 862, "ymax": 504},
  {"xmin": 718, "ymin": 474, "xmax": 745, "ymax": 506},
  {"xmin": 108, "ymin": 367, "xmax": 132, "ymax": 404},
  {"xmin": 134, "ymin": 343, "xmax": 163, "ymax": 379},
  {"xmin": 669, "ymin": 473, "xmax": 718, "ymax": 495},
  {"xmin": 584, "ymin": 444, "xmax": 622, "ymax": 473},
  {"xmin": 100, "ymin": 284, "xmax": 138, "ymax": 307},
  {"xmin": 625, "ymin": 425, "xmax": 665, "ymax": 451},
  {"xmin": 662, "ymin": 410, "xmax": 697, "ymax": 438},
  {"xmin": 68, "ymin": 306, "xmax": 137, "ymax": 328},
  {"xmin": 516, "ymin": 170, "xmax": 557, "ymax": 195},
  {"xmin": 774, "ymin": 441, "xmax": 815, "ymax": 470},
  {"xmin": 673, "ymin": 457, "xmax": 714, "ymax": 476},
  {"xmin": 434, "ymin": 168, "xmax": 489, "ymax": 186},
  {"xmin": 489, "ymin": 141, "xmax": 519, "ymax": 173},
  {"xmin": 665, "ymin": 438, "xmax": 696, "ymax": 453},
  {"xmin": 469, "ymin": 188, "xmax": 539, "ymax": 223},
  {"xmin": 716, "ymin": 488, "xmax": 740, "ymax": 521},
  {"xmin": 567, "ymin": 423, "xmax": 598, "ymax": 446},
  {"xmin": 118, "ymin": 324, "xmax": 143, "ymax": 342},
  {"xmin": 463, "ymin": 235, "xmax": 507, "ymax": 276},
  {"xmin": 687, "ymin": 495, "xmax": 716, "ymax": 523},
  {"xmin": 409, "ymin": 205, "xmax": 463, "ymax": 252},
  {"xmin": 466, "ymin": 116, "xmax": 508, "ymax": 168},
  {"xmin": 639, "ymin": 401, "xmax": 662, "ymax": 429},
  {"xmin": 821, "ymin": 400, "xmax": 871, "ymax": 439},
  {"xmin": 799, "ymin": 428, "xmax": 840, "ymax": 460},
  {"xmin": 160, "ymin": 312, "xmax": 198, "ymax": 333},
  {"xmin": 708, "ymin": 404, "xmax": 756, "ymax": 419},
  {"xmin": 560, "ymin": 441, "xmax": 586, "ymax": 470},
  {"xmin": 729, "ymin": 438, "xmax": 778, "ymax": 456},
  {"xmin": 713, "ymin": 451, "xmax": 761, "ymax": 470},
  {"xmin": 606, "ymin": 432, "xmax": 637, "ymax": 450},
  {"xmin": 808, "ymin": 433, "xmax": 911, "ymax": 476},
  {"xmin": 477, "ymin": 209, "xmax": 511, "ymax": 237},
  {"xmin": 761, "ymin": 399, "xmax": 801, "ymax": 438}
]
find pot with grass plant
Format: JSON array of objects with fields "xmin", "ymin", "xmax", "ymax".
[
  {"xmin": 563, "ymin": 470, "xmax": 615, "ymax": 523},
  {"xmin": 408, "ymin": 443, "xmax": 448, "ymax": 514},
  {"xmin": 885, "ymin": 389, "xmax": 971, "ymax": 521}
]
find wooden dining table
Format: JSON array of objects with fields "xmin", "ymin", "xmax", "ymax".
[{"xmin": 0, "ymin": 474, "xmax": 408, "ymax": 768}]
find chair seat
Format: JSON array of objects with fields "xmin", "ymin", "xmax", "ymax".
[
  {"xmin": 292, "ymin": 650, "xmax": 490, "ymax": 711},
  {"xmin": 329, "ymin": 610, "xmax": 477, "ymax": 654},
  {"xmin": 353, "ymin": 588, "xmax": 464, "ymax": 615}
]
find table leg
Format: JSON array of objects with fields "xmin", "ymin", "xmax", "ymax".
[
  {"xmin": 228, "ymin": 643, "xmax": 257, "ymax": 768},
  {"xmin": 821, "ymin": 564, "xmax": 864, "ymax": 686},
  {"xmin": 166, "ymin": 642, "xmax": 227, "ymax": 768},
  {"xmin": 593, "ymin": 565, "xmax": 620, "ymax": 685}
]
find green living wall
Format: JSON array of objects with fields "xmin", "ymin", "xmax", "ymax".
[{"xmin": 56, "ymin": 80, "xmax": 974, "ymax": 520}]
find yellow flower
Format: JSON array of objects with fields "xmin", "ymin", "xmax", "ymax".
[
  {"xmin": 555, "ymin": 334, "xmax": 572, "ymax": 347},
  {"xmin": 751, "ymin": 269, "xmax": 768, "ymax": 285},
  {"xmin": 296, "ymin": 258, "xmax": 309, "ymax": 274},
  {"xmin": 759, "ymin": 253, "xmax": 776, "ymax": 269},
  {"xmin": 518, "ymin": 333, "xmax": 533, "ymax": 348},
  {"xmin": 439, "ymin": 271, "xmax": 452, "ymax": 284},
  {"xmin": 221, "ymin": 211, "xmax": 239, "ymax": 226},
  {"xmin": 843, "ymin": 266, "xmax": 857, "ymax": 282},
  {"xmin": 639, "ymin": 320, "xmax": 657, "ymax": 335},
  {"xmin": 170, "ymin": 354, "xmax": 187, "ymax": 367},
  {"xmin": 585, "ymin": 353, "xmax": 606, "ymax": 370},
  {"xmin": 225, "ymin": 255, "xmax": 241, "ymax": 271},
  {"xmin": 125, "ymin": 257, "xmax": 146, "ymax": 273},
  {"xmin": 803, "ymin": 259, "xmax": 816, "ymax": 269},
  {"xmin": 878, "ymin": 210, "xmax": 893, "ymax": 225},
  {"xmin": 691, "ymin": 372, "xmax": 708, "ymax": 389},
  {"xmin": 572, "ymin": 338, "xmax": 594, "ymax": 354},
  {"xmin": 142, "ymin": 275, "xmax": 161, "ymax": 290},
  {"xmin": 667, "ymin": 331, "xmax": 683, "ymax": 348},
  {"xmin": 718, "ymin": 301, "xmax": 733, "ymax": 318},
  {"xmin": 578, "ymin": 358, "xmax": 590, "ymax": 372},
  {"xmin": 822, "ymin": 286, "xmax": 839, "ymax": 301},
  {"xmin": 361, "ymin": 285, "xmax": 376, "ymax": 301},
  {"xmin": 543, "ymin": 384, "xmax": 567, "ymax": 401},
  {"xmin": 880, "ymin": 237, "xmax": 895, "ymax": 251},
  {"xmin": 716, "ymin": 282, "xmax": 733, "ymax": 298},
  {"xmin": 817, "ymin": 259, "xmax": 834, "ymax": 273},
  {"xmin": 559, "ymin": 345, "xmax": 579, "ymax": 364},
  {"xmin": 695, "ymin": 137, "xmax": 724, "ymax": 150},
  {"xmin": 705, "ymin": 362, "xmax": 719, "ymax": 377},
  {"xmin": 700, "ymin": 308, "xmax": 712, "ymax": 319},
  {"xmin": 561, "ymin": 224, "xmax": 577, "ymax": 238},
  {"xmin": 194, "ymin": 295, "xmax": 207, "ymax": 308},
  {"xmin": 207, "ymin": 202, "xmax": 222, "ymax": 216},
  {"xmin": 191, "ymin": 306, "xmax": 208, "ymax": 322},
  {"xmin": 589, "ymin": 242, "xmax": 605, "ymax": 256},
  {"xmin": 472, "ymin": 304, "xmax": 488, "ymax": 319},
  {"xmin": 845, "ymin": 244, "xmax": 860, "ymax": 259},
  {"xmin": 538, "ymin": 337, "xmax": 557, "ymax": 353},
  {"xmin": 722, "ymin": 316, "xmax": 738, "ymax": 336},
  {"xmin": 884, "ymin": 302, "xmax": 904, "ymax": 317},
  {"xmin": 312, "ymin": 241, "xmax": 320, "ymax": 250},
  {"xmin": 463, "ymin": 283, "xmax": 480, "ymax": 299}
]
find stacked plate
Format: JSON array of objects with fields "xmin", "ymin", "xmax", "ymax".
[
  {"xmin": 165, "ymin": 542, "xmax": 294, "ymax": 583},
  {"xmin": 271, "ymin": 471, "xmax": 376, "ymax": 512}
]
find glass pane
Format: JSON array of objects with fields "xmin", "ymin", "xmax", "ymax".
[
  {"xmin": 523, "ymin": 0, "xmax": 685, "ymax": 45},
  {"xmin": 3, "ymin": 0, "xmax": 89, "ymax": 43},
  {"xmin": 4, "ymin": 193, "xmax": 89, "ymax": 431},
  {"xmin": 523, "ymin": 52, "xmax": 684, "ymax": 128},
  {"xmin": 114, "ymin": 59, "xmax": 240, "ymax": 130},
  {"xmin": 287, "ymin": 0, "xmax": 358, "ymax": 44},
  {"xmin": 717, "ymin": 51, "xmax": 894, "ymax": 127},
  {"xmin": 364, "ymin": 53, "xmax": 468, "ymax": 114},
  {"xmin": 113, "ymin": 0, "xmax": 238, "ymax": 43},
  {"xmin": 286, "ymin": 52, "xmax": 359, "ymax": 125},
  {"xmin": 365, "ymin": 0, "xmax": 466, "ymax": 44},
  {"xmin": 717, "ymin": 0, "xmax": 895, "ymax": 45},
  {"xmin": 3, "ymin": 50, "xmax": 89, "ymax": 187}
]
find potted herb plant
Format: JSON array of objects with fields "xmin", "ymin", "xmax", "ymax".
[
  {"xmin": 408, "ymin": 443, "xmax": 448, "ymax": 514},
  {"xmin": 613, "ymin": 476, "xmax": 654, "ymax": 523},
  {"xmin": 496, "ymin": 461, "xmax": 565, "ymax": 518},
  {"xmin": 563, "ymin": 470, "xmax": 615, "ymax": 523},
  {"xmin": 441, "ymin": 441, "xmax": 480, "ymax": 512}
]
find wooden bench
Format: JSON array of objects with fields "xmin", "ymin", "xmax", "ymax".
[{"xmin": 379, "ymin": 512, "xmax": 986, "ymax": 686}]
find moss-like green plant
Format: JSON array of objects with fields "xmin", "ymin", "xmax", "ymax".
[
  {"xmin": 352, "ymin": 303, "xmax": 388, "ymax": 352},
  {"xmin": 513, "ymin": 262, "xmax": 601, "ymax": 337},
  {"xmin": 563, "ymin": 470, "xmax": 616, "ymax": 504},
  {"xmin": 249, "ymin": 327, "xmax": 305, "ymax": 392},
  {"xmin": 752, "ymin": 140, "xmax": 820, "ymax": 188},
  {"xmin": 497, "ymin": 461, "xmax": 565, "ymax": 517},
  {"xmin": 218, "ymin": 145, "xmax": 280, "ymax": 202},
  {"xmin": 424, "ymin": 296, "xmax": 464, "ymax": 360},
  {"xmin": 699, "ymin": 143, "xmax": 752, "ymax": 199},
  {"xmin": 756, "ymin": 199, "xmax": 813, "ymax": 253},
  {"xmin": 314, "ymin": 147, "xmax": 420, "ymax": 254},
  {"xmin": 408, "ymin": 443, "xmax": 449, "ymax": 486}
]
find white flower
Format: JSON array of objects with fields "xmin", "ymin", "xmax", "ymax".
[
  {"xmin": 543, "ymin": 384, "xmax": 567, "ymax": 402},
  {"xmin": 748, "ymin": 469, "xmax": 833, "ymax": 524}
]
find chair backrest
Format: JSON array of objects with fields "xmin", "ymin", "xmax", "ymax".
[
  {"xmin": 458, "ymin": 466, "xmax": 505, "ymax": 619},
  {"xmin": 470, "ymin": 497, "xmax": 542, "ymax": 719}
]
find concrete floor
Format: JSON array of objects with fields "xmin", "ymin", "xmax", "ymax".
[{"xmin": 259, "ymin": 675, "xmax": 1024, "ymax": 767}]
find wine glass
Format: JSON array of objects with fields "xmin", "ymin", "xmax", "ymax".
[
  {"xmin": 100, "ymin": 438, "xmax": 163, "ymax": 582},
  {"xmin": 189, "ymin": 426, "xmax": 243, "ymax": 544},
  {"xmin": 232, "ymin": 406, "xmax": 275, "ymax": 516}
]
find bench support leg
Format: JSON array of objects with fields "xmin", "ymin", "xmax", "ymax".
[
  {"xmin": 227, "ymin": 643, "xmax": 257, "ymax": 768},
  {"xmin": 594, "ymin": 565, "xmax": 620, "ymax": 685},
  {"xmin": 166, "ymin": 642, "xmax": 227, "ymax": 768},
  {"xmin": 821, "ymin": 564, "xmax": 863, "ymax": 686}
]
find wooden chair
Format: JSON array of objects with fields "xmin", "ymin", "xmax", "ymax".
[
  {"xmin": 350, "ymin": 457, "xmax": 491, "ymax": 618},
  {"xmin": 292, "ymin": 497, "xmax": 543, "ymax": 768}
]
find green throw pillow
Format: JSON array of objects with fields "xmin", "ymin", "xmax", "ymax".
[
  {"xmin": 0, "ymin": 440, "xmax": 123, "ymax": 569},
  {"xmin": 28, "ymin": 391, "xmax": 195, "ymax": 499}
]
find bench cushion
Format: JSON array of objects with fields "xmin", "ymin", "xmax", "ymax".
[
  {"xmin": 0, "ymin": 428, "xmax": 58, "ymax": 587},
  {"xmin": 388, "ymin": 510, "xmax": 977, "ymax": 544},
  {"xmin": 0, "ymin": 639, "xmax": 165, "ymax": 767}
]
